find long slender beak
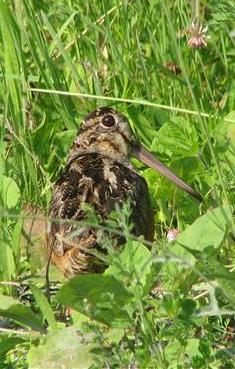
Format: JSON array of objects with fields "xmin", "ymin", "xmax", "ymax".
[{"xmin": 132, "ymin": 143, "xmax": 202, "ymax": 202}]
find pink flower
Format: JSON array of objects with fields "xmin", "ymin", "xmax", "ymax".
[
  {"xmin": 167, "ymin": 229, "xmax": 180, "ymax": 242},
  {"xmin": 187, "ymin": 22, "xmax": 210, "ymax": 49},
  {"xmin": 188, "ymin": 36, "xmax": 207, "ymax": 48}
]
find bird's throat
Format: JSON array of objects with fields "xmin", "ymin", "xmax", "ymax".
[{"xmin": 69, "ymin": 131, "xmax": 130, "ymax": 164}]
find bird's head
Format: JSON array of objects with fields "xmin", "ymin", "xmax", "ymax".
[
  {"xmin": 69, "ymin": 107, "xmax": 134, "ymax": 163},
  {"xmin": 69, "ymin": 107, "xmax": 202, "ymax": 202}
]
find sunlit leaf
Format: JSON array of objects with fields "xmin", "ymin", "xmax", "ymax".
[
  {"xmin": 106, "ymin": 241, "xmax": 154, "ymax": 296},
  {"xmin": 27, "ymin": 327, "xmax": 94, "ymax": 369},
  {"xmin": 56, "ymin": 274, "xmax": 134, "ymax": 327},
  {"xmin": 0, "ymin": 175, "xmax": 20, "ymax": 209},
  {"xmin": 0, "ymin": 239, "xmax": 16, "ymax": 281},
  {"xmin": 185, "ymin": 338, "xmax": 202, "ymax": 358},
  {"xmin": 169, "ymin": 205, "xmax": 231, "ymax": 267},
  {"xmin": 164, "ymin": 340, "xmax": 181, "ymax": 369}
]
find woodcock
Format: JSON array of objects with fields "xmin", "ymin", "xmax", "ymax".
[{"xmin": 49, "ymin": 107, "xmax": 202, "ymax": 277}]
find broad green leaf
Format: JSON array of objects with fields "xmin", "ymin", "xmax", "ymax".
[
  {"xmin": 0, "ymin": 304, "xmax": 44, "ymax": 332},
  {"xmin": 29, "ymin": 282, "xmax": 57, "ymax": 331},
  {"xmin": 195, "ymin": 249, "xmax": 235, "ymax": 306},
  {"xmin": 169, "ymin": 205, "xmax": 231, "ymax": 267},
  {"xmin": 0, "ymin": 336, "xmax": 25, "ymax": 358},
  {"xmin": 56, "ymin": 274, "xmax": 134, "ymax": 327},
  {"xmin": 164, "ymin": 340, "xmax": 181, "ymax": 369},
  {"xmin": 0, "ymin": 294, "xmax": 43, "ymax": 332},
  {"xmin": 106, "ymin": 241, "xmax": 154, "ymax": 296},
  {"xmin": 28, "ymin": 327, "xmax": 94, "ymax": 369},
  {"xmin": 0, "ymin": 175, "xmax": 20, "ymax": 209},
  {"xmin": 185, "ymin": 338, "xmax": 202, "ymax": 358},
  {"xmin": 179, "ymin": 298, "xmax": 196, "ymax": 319}
]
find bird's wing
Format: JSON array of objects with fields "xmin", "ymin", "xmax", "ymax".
[
  {"xmin": 48, "ymin": 153, "xmax": 154, "ymax": 275},
  {"xmin": 49, "ymin": 153, "xmax": 106, "ymax": 254},
  {"xmin": 105, "ymin": 161, "xmax": 154, "ymax": 242}
]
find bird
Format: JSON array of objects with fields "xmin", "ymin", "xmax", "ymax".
[{"xmin": 48, "ymin": 107, "xmax": 202, "ymax": 277}]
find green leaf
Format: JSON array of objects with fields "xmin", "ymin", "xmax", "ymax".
[
  {"xmin": 0, "ymin": 175, "xmax": 20, "ymax": 209},
  {"xmin": 27, "ymin": 327, "xmax": 94, "ymax": 369},
  {"xmin": 0, "ymin": 336, "xmax": 25, "ymax": 358},
  {"xmin": 185, "ymin": 338, "xmax": 202, "ymax": 358},
  {"xmin": 169, "ymin": 205, "xmax": 231, "ymax": 267},
  {"xmin": 195, "ymin": 248, "xmax": 235, "ymax": 306},
  {"xmin": 56, "ymin": 274, "xmax": 134, "ymax": 327},
  {"xmin": 106, "ymin": 241, "xmax": 154, "ymax": 296},
  {"xmin": 0, "ymin": 294, "xmax": 43, "ymax": 332},
  {"xmin": 151, "ymin": 117, "xmax": 199, "ymax": 159},
  {"xmin": 179, "ymin": 298, "xmax": 196, "ymax": 319},
  {"xmin": 0, "ymin": 238, "xmax": 16, "ymax": 281},
  {"xmin": 29, "ymin": 282, "xmax": 57, "ymax": 331},
  {"xmin": 164, "ymin": 340, "xmax": 181, "ymax": 369}
]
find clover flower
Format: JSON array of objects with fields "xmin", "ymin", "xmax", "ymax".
[{"xmin": 187, "ymin": 22, "xmax": 210, "ymax": 48}]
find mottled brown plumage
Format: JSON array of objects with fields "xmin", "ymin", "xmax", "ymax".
[{"xmin": 49, "ymin": 107, "xmax": 202, "ymax": 277}]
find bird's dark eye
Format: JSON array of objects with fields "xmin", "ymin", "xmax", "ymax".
[{"xmin": 101, "ymin": 114, "xmax": 116, "ymax": 128}]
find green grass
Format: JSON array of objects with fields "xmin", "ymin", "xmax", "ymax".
[{"xmin": 0, "ymin": 0, "xmax": 235, "ymax": 368}]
